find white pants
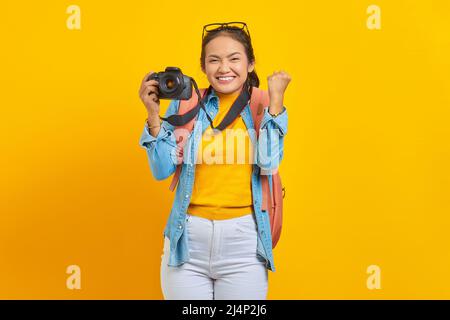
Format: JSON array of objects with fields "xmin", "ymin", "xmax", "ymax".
[{"xmin": 160, "ymin": 212, "xmax": 268, "ymax": 300}]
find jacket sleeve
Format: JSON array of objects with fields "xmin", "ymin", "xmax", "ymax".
[
  {"xmin": 257, "ymin": 106, "xmax": 288, "ymax": 174},
  {"xmin": 139, "ymin": 99, "xmax": 180, "ymax": 180}
]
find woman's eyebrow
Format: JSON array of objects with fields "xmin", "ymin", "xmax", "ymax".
[{"xmin": 207, "ymin": 52, "xmax": 241, "ymax": 58}]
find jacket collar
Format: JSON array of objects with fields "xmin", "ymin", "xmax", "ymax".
[
  {"xmin": 205, "ymin": 86, "xmax": 219, "ymax": 105},
  {"xmin": 199, "ymin": 87, "xmax": 255, "ymax": 135}
]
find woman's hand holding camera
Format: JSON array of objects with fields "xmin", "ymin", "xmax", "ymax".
[{"xmin": 139, "ymin": 71, "xmax": 162, "ymax": 137}]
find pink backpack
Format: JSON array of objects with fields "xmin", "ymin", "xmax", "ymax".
[{"xmin": 167, "ymin": 87, "xmax": 284, "ymax": 249}]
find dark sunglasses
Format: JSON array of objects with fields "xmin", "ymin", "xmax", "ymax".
[{"xmin": 202, "ymin": 22, "xmax": 251, "ymax": 40}]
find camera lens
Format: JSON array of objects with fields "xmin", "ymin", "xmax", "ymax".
[
  {"xmin": 160, "ymin": 74, "xmax": 180, "ymax": 94},
  {"xmin": 166, "ymin": 79, "xmax": 175, "ymax": 89},
  {"xmin": 161, "ymin": 74, "xmax": 178, "ymax": 93}
]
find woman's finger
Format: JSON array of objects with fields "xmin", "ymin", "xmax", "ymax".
[
  {"xmin": 142, "ymin": 85, "xmax": 158, "ymax": 97},
  {"xmin": 140, "ymin": 83, "xmax": 159, "ymax": 96},
  {"xmin": 141, "ymin": 71, "xmax": 156, "ymax": 85},
  {"xmin": 140, "ymin": 80, "xmax": 158, "ymax": 91},
  {"xmin": 144, "ymin": 79, "xmax": 159, "ymax": 86}
]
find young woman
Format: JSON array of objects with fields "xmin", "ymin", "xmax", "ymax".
[{"xmin": 138, "ymin": 22, "xmax": 291, "ymax": 300}]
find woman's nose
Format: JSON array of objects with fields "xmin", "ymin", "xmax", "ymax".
[{"xmin": 218, "ymin": 62, "xmax": 231, "ymax": 72}]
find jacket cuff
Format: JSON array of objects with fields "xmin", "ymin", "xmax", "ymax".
[
  {"xmin": 260, "ymin": 106, "xmax": 288, "ymax": 136},
  {"xmin": 139, "ymin": 122, "xmax": 171, "ymax": 150}
]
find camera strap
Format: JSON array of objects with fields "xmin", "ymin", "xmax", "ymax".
[
  {"xmin": 159, "ymin": 86, "xmax": 210, "ymax": 127},
  {"xmin": 212, "ymin": 83, "xmax": 251, "ymax": 131},
  {"xmin": 160, "ymin": 81, "xmax": 251, "ymax": 131}
]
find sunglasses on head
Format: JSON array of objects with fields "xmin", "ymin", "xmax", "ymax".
[{"xmin": 202, "ymin": 22, "xmax": 251, "ymax": 40}]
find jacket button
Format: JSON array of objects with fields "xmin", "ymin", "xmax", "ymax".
[{"xmin": 178, "ymin": 225, "xmax": 183, "ymax": 229}]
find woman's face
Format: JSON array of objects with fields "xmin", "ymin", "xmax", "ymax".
[{"xmin": 203, "ymin": 35, "xmax": 255, "ymax": 95}]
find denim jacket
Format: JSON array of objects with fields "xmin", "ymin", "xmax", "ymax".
[{"xmin": 139, "ymin": 87, "xmax": 288, "ymax": 272}]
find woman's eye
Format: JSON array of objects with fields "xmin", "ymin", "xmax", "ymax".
[
  {"xmin": 232, "ymin": 58, "xmax": 239, "ymax": 61},
  {"xmin": 209, "ymin": 60, "xmax": 218, "ymax": 63}
]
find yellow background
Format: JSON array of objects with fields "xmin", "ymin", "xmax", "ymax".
[{"xmin": 1, "ymin": 0, "xmax": 449, "ymax": 299}]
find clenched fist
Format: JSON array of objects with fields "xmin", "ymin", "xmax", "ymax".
[{"xmin": 267, "ymin": 70, "xmax": 291, "ymax": 114}]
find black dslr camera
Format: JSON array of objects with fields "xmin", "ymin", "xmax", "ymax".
[{"xmin": 147, "ymin": 67, "xmax": 193, "ymax": 100}]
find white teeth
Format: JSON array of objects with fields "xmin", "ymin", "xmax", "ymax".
[{"xmin": 218, "ymin": 77, "xmax": 234, "ymax": 81}]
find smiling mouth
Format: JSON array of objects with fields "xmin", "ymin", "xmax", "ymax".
[{"xmin": 216, "ymin": 76, "xmax": 236, "ymax": 83}]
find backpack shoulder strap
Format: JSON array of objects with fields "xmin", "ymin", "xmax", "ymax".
[
  {"xmin": 248, "ymin": 87, "xmax": 273, "ymax": 212},
  {"xmin": 168, "ymin": 88, "xmax": 207, "ymax": 191},
  {"xmin": 249, "ymin": 86, "xmax": 270, "ymax": 137},
  {"xmin": 249, "ymin": 88, "xmax": 284, "ymax": 248}
]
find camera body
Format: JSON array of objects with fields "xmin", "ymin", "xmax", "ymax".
[{"xmin": 147, "ymin": 67, "xmax": 192, "ymax": 100}]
